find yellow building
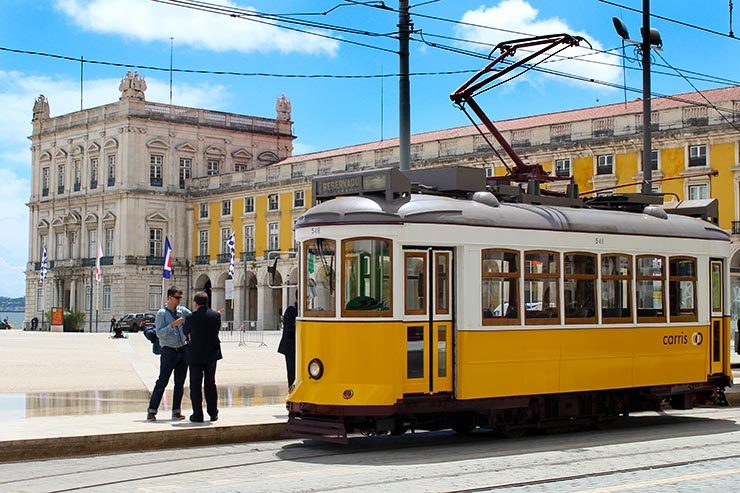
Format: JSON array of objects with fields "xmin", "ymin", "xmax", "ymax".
[{"xmin": 190, "ymin": 86, "xmax": 740, "ymax": 330}]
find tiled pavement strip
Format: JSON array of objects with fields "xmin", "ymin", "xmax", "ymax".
[{"xmin": 0, "ymin": 331, "xmax": 738, "ymax": 462}]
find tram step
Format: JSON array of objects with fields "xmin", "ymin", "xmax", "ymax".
[{"xmin": 284, "ymin": 416, "xmax": 348, "ymax": 444}]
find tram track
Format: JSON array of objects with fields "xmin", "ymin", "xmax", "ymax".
[{"xmin": 3, "ymin": 407, "xmax": 739, "ymax": 492}]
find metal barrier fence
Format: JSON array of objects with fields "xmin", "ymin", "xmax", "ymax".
[{"xmin": 220, "ymin": 321, "xmax": 267, "ymax": 347}]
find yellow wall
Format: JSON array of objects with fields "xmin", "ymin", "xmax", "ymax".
[
  {"xmin": 254, "ymin": 195, "xmax": 267, "ymax": 257},
  {"xmin": 660, "ymin": 146, "xmax": 684, "ymax": 199},
  {"xmin": 616, "ymin": 152, "xmax": 638, "ymax": 190},
  {"xmin": 208, "ymin": 201, "xmax": 220, "ymax": 259},
  {"xmin": 572, "ymin": 156, "xmax": 592, "ymax": 193},
  {"xmin": 712, "ymin": 143, "xmax": 736, "ymax": 229}
]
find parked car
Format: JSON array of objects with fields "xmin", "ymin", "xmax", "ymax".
[{"xmin": 117, "ymin": 313, "xmax": 151, "ymax": 332}]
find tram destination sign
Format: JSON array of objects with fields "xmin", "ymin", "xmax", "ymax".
[{"xmin": 312, "ymin": 168, "xmax": 410, "ymax": 203}]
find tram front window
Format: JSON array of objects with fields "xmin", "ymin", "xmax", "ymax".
[
  {"xmin": 343, "ymin": 237, "xmax": 392, "ymax": 316},
  {"xmin": 304, "ymin": 238, "xmax": 336, "ymax": 316}
]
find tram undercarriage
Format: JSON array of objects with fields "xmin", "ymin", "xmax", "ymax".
[{"xmin": 285, "ymin": 376, "xmax": 730, "ymax": 443}]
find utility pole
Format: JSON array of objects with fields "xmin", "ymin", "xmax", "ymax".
[
  {"xmin": 641, "ymin": 0, "xmax": 652, "ymax": 194},
  {"xmin": 398, "ymin": 0, "xmax": 411, "ymax": 172}
]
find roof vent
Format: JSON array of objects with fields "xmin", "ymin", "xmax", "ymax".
[
  {"xmin": 644, "ymin": 205, "xmax": 668, "ymax": 220},
  {"xmin": 472, "ymin": 191, "xmax": 500, "ymax": 208}
]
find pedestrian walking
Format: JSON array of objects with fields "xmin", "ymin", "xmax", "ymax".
[
  {"xmin": 146, "ymin": 286, "xmax": 191, "ymax": 421},
  {"xmin": 278, "ymin": 300, "xmax": 298, "ymax": 389},
  {"xmin": 183, "ymin": 291, "xmax": 222, "ymax": 423}
]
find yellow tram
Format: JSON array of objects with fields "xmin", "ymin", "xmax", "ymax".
[{"xmin": 285, "ymin": 166, "xmax": 733, "ymax": 442}]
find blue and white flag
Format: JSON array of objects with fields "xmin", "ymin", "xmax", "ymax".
[
  {"xmin": 163, "ymin": 237, "xmax": 173, "ymax": 279},
  {"xmin": 227, "ymin": 232, "xmax": 236, "ymax": 277},
  {"xmin": 39, "ymin": 247, "xmax": 48, "ymax": 285}
]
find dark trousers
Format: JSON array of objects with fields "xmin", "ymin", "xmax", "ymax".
[
  {"xmin": 283, "ymin": 352, "xmax": 296, "ymax": 389},
  {"xmin": 190, "ymin": 361, "xmax": 218, "ymax": 418},
  {"xmin": 148, "ymin": 347, "xmax": 188, "ymax": 414}
]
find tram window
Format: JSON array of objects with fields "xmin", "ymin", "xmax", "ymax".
[
  {"xmin": 481, "ymin": 249, "xmax": 519, "ymax": 325},
  {"xmin": 303, "ymin": 238, "xmax": 336, "ymax": 317},
  {"xmin": 342, "ymin": 237, "xmax": 392, "ymax": 317},
  {"xmin": 669, "ymin": 257, "xmax": 697, "ymax": 322},
  {"xmin": 407, "ymin": 326, "xmax": 424, "ymax": 379},
  {"xmin": 524, "ymin": 251, "xmax": 560, "ymax": 324},
  {"xmin": 564, "ymin": 253, "xmax": 596, "ymax": 324},
  {"xmin": 436, "ymin": 252, "xmax": 450, "ymax": 315},
  {"xmin": 405, "ymin": 253, "xmax": 426, "ymax": 315},
  {"xmin": 601, "ymin": 254, "xmax": 632, "ymax": 323},
  {"xmin": 636, "ymin": 255, "xmax": 666, "ymax": 323}
]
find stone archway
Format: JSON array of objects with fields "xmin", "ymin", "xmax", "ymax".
[
  {"xmin": 195, "ymin": 274, "xmax": 212, "ymax": 308},
  {"xmin": 244, "ymin": 271, "xmax": 258, "ymax": 324},
  {"xmin": 260, "ymin": 270, "xmax": 283, "ymax": 331}
]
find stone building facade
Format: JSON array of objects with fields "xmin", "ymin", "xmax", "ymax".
[{"xmin": 25, "ymin": 75, "xmax": 740, "ymax": 329}]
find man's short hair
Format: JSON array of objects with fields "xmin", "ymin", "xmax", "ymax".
[
  {"xmin": 166, "ymin": 286, "xmax": 182, "ymax": 298},
  {"xmin": 193, "ymin": 291, "xmax": 209, "ymax": 307}
]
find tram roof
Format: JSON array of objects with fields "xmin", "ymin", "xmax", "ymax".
[{"xmin": 296, "ymin": 193, "xmax": 729, "ymax": 241}]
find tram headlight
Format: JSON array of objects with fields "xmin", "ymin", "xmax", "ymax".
[{"xmin": 308, "ymin": 358, "xmax": 324, "ymax": 380}]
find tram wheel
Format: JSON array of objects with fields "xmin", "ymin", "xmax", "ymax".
[{"xmin": 452, "ymin": 414, "xmax": 476, "ymax": 435}]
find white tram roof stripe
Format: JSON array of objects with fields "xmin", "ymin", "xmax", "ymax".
[{"xmin": 297, "ymin": 194, "xmax": 728, "ymax": 242}]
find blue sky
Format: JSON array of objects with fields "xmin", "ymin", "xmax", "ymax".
[{"xmin": 1, "ymin": 0, "xmax": 738, "ymax": 298}]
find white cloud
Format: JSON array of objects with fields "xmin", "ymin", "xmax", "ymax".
[
  {"xmin": 455, "ymin": 0, "xmax": 621, "ymax": 89},
  {"xmin": 0, "ymin": 70, "xmax": 230, "ymax": 298},
  {"xmin": 292, "ymin": 141, "xmax": 317, "ymax": 156},
  {"xmin": 55, "ymin": 0, "xmax": 339, "ymax": 56}
]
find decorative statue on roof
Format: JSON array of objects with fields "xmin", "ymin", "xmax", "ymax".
[
  {"xmin": 276, "ymin": 94, "xmax": 291, "ymax": 121},
  {"xmin": 32, "ymin": 94, "xmax": 50, "ymax": 121},
  {"xmin": 119, "ymin": 71, "xmax": 147, "ymax": 101}
]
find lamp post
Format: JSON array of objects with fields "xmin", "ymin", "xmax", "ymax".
[{"xmin": 612, "ymin": 0, "xmax": 663, "ymax": 195}]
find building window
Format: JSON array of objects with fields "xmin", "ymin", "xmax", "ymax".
[
  {"xmin": 688, "ymin": 184, "xmax": 708, "ymax": 200},
  {"xmin": 199, "ymin": 202, "xmax": 209, "ymax": 219},
  {"xmin": 107, "ymin": 155, "xmax": 116, "ymax": 186},
  {"xmin": 235, "ymin": 163, "xmax": 249, "ymax": 172},
  {"xmin": 563, "ymin": 253, "xmax": 596, "ymax": 324},
  {"xmin": 221, "ymin": 228, "xmax": 232, "ymax": 254},
  {"xmin": 103, "ymin": 285, "xmax": 111, "ymax": 310},
  {"xmin": 149, "ymin": 228, "xmax": 162, "ymax": 257},
  {"xmin": 90, "ymin": 157, "xmax": 98, "ymax": 188},
  {"xmin": 481, "ymin": 249, "xmax": 519, "ymax": 325},
  {"xmin": 149, "ymin": 154, "xmax": 163, "ymax": 186},
  {"xmin": 636, "ymin": 255, "xmax": 665, "ymax": 323},
  {"xmin": 294, "ymin": 190, "xmax": 305, "ymax": 208},
  {"xmin": 88, "ymin": 229, "xmax": 97, "ymax": 258},
  {"xmin": 244, "ymin": 196, "xmax": 254, "ymax": 213},
  {"xmin": 42, "ymin": 167, "xmax": 49, "ymax": 196},
  {"xmin": 73, "ymin": 160, "xmax": 81, "ymax": 190},
  {"xmin": 669, "ymin": 257, "xmax": 697, "ymax": 322},
  {"xmin": 207, "ymin": 159, "xmax": 220, "ymax": 176},
  {"xmin": 57, "ymin": 164, "xmax": 65, "ymax": 194},
  {"xmin": 68, "ymin": 231, "xmax": 78, "ymax": 258},
  {"xmin": 199, "ymin": 230, "xmax": 209, "ymax": 257},
  {"xmin": 650, "ymin": 149, "xmax": 659, "ymax": 170},
  {"xmin": 688, "ymin": 144, "xmax": 707, "ymax": 167},
  {"xmin": 485, "ymin": 167, "xmax": 493, "ymax": 178},
  {"xmin": 244, "ymin": 225, "xmax": 254, "ymax": 253},
  {"xmin": 222, "ymin": 199, "xmax": 231, "ymax": 216},
  {"xmin": 268, "ymin": 193, "xmax": 279, "ymax": 211},
  {"xmin": 179, "ymin": 158, "xmax": 191, "ymax": 179},
  {"xmin": 292, "ymin": 219, "xmax": 298, "ymax": 251},
  {"xmin": 148, "ymin": 285, "xmax": 161, "ymax": 311},
  {"xmin": 524, "ymin": 251, "xmax": 559, "ymax": 324},
  {"xmin": 55, "ymin": 232, "xmax": 65, "ymax": 260},
  {"xmin": 268, "ymin": 222, "xmax": 279, "ymax": 251},
  {"xmin": 555, "ymin": 158, "xmax": 571, "ymax": 177},
  {"xmin": 596, "ymin": 154, "xmax": 613, "ymax": 175},
  {"xmin": 105, "ymin": 228, "xmax": 114, "ymax": 256}
]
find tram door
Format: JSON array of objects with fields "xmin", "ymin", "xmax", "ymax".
[
  {"xmin": 709, "ymin": 259, "xmax": 725, "ymax": 375},
  {"xmin": 402, "ymin": 248, "xmax": 454, "ymax": 395}
]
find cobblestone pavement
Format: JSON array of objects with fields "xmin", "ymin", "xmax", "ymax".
[{"xmin": 2, "ymin": 406, "xmax": 739, "ymax": 493}]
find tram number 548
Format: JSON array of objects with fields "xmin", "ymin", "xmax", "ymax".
[{"xmin": 594, "ymin": 237, "xmax": 605, "ymax": 245}]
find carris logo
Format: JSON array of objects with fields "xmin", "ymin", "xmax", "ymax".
[{"xmin": 691, "ymin": 332, "xmax": 704, "ymax": 346}]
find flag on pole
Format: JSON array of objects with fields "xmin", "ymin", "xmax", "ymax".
[
  {"xmin": 39, "ymin": 247, "xmax": 48, "ymax": 285},
  {"xmin": 227, "ymin": 232, "xmax": 236, "ymax": 277},
  {"xmin": 95, "ymin": 242, "xmax": 103, "ymax": 282},
  {"xmin": 163, "ymin": 237, "xmax": 173, "ymax": 279}
]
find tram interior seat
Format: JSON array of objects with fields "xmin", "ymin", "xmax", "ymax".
[{"xmin": 346, "ymin": 296, "xmax": 386, "ymax": 311}]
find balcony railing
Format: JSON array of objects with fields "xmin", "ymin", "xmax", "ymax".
[
  {"xmin": 107, "ymin": 177, "xmax": 115, "ymax": 187},
  {"xmin": 42, "ymin": 188, "xmax": 49, "ymax": 197},
  {"xmin": 733, "ymin": 221, "xmax": 740, "ymax": 235},
  {"xmin": 195, "ymin": 255, "xmax": 210, "ymax": 265},
  {"xmin": 100, "ymin": 256, "xmax": 114, "ymax": 266},
  {"xmin": 57, "ymin": 185, "xmax": 64, "ymax": 194},
  {"xmin": 90, "ymin": 180, "xmax": 97, "ymax": 190},
  {"xmin": 150, "ymin": 177, "xmax": 163, "ymax": 187},
  {"xmin": 241, "ymin": 251, "xmax": 256, "ymax": 261},
  {"xmin": 217, "ymin": 253, "xmax": 231, "ymax": 264},
  {"xmin": 146, "ymin": 256, "xmax": 164, "ymax": 265},
  {"xmin": 34, "ymin": 260, "xmax": 55, "ymax": 270},
  {"xmin": 81, "ymin": 258, "xmax": 95, "ymax": 267},
  {"xmin": 179, "ymin": 178, "xmax": 186, "ymax": 189}
]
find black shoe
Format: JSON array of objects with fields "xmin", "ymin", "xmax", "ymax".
[
  {"xmin": 171, "ymin": 413, "xmax": 185, "ymax": 421},
  {"xmin": 189, "ymin": 415, "xmax": 204, "ymax": 423},
  {"xmin": 146, "ymin": 412, "xmax": 156, "ymax": 422},
  {"xmin": 209, "ymin": 414, "xmax": 218, "ymax": 422}
]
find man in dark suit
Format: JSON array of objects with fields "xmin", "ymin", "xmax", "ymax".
[
  {"xmin": 278, "ymin": 300, "xmax": 297, "ymax": 389},
  {"xmin": 183, "ymin": 291, "xmax": 222, "ymax": 423}
]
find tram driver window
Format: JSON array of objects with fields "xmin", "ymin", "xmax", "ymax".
[
  {"xmin": 636, "ymin": 255, "xmax": 666, "ymax": 323},
  {"xmin": 564, "ymin": 253, "xmax": 596, "ymax": 324},
  {"xmin": 669, "ymin": 257, "xmax": 697, "ymax": 322},
  {"xmin": 303, "ymin": 238, "xmax": 336, "ymax": 317},
  {"xmin": 342, "ymin": 237, "xmax": 392, "ymax": 316},
  {"xmin": 481, "ymin": 249, "xmax": 519, "ymax": 325},
  {"xmin": 524, "ymin": 251, "xmax": 560, "ymax": 324}
]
